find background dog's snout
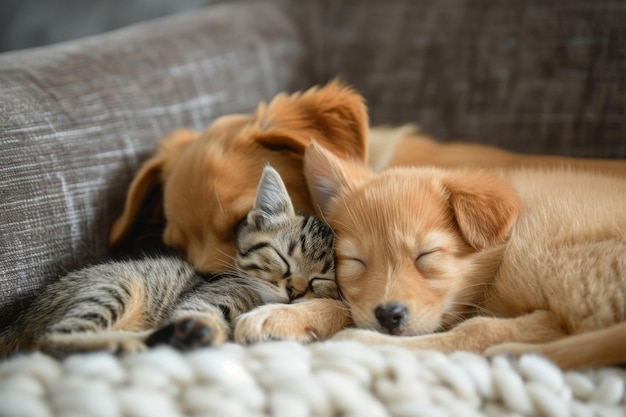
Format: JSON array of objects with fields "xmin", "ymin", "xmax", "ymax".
[{"xmin": 375, "ymin": 303, "xmax": 407, "ymax": 333}]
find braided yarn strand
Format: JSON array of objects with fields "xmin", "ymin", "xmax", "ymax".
[{"xmin": 0, "ymin": 341, "xmax": 624, "ymax": 417}]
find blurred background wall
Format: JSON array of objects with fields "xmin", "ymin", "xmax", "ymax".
[{"xmin": 0, "ymin": 0, "xmax": 211, "ymax": 52}]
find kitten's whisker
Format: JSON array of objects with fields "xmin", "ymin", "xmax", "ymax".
[
  {"xmin": 210, "ymin": 250, "xmax": 239, "ymax": 272},
  {"xmin": 215, "ymin": 248, "xmax": 239, "ymax": 265},
  {"xmin": 339, "ymin": 195, "xmax": 360, "ymax": 228}
]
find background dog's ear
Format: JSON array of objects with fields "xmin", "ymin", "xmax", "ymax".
[
  {"xmin": 304, "ymin": 141, "xmax": 369, "ymax": 215},
  {"xmin": 108, "ymin": 129, "xmax": 199, "ymax": 248},
  {"xmin": 445, "ymin": 173, "xmax": 520, "ymax": 251},
  {"xmin": 253, "ymin": 80, "xmax": 369, "ymax": 162}
]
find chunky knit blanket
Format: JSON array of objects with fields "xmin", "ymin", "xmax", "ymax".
[{"xmin": 0, "ymin": 341, "xmax": 624, "ymax": 417}]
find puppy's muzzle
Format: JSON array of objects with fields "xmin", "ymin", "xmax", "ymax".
[{"xmin": 374, "ymin": 303, "xmax": 407, "ymax": 334}]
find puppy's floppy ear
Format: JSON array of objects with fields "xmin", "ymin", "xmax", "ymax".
[
  {"xmin": 444, "ymin": 172, "xmax": 520, "ymax": 251},
  {"xmin": 109, "ymin": 129, "xmax": 199, "ymax": 248},
  {"xmin": 304, "ymin": 141, "xmax": 369, "ymax": 215},
  {"xmin": 253, "ymin": 80, "xmax": 369, "ymax": 162}
]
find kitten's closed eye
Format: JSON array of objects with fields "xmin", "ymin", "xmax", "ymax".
[
  {"xmin": 308, "ymin": 278, "xmax": 339, "ymax": 300},
  {"xmin": 237, "ymin": 244, "xmax": 289, "ymax": 278}
]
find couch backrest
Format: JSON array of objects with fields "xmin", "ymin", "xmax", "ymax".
[
  {"xmin": 0, "ymin": 1, "xmax": 309, "ymax": 331},
  {"xmin": 281, "ymin": 0, "xmax": 626, "ymax": 158}
]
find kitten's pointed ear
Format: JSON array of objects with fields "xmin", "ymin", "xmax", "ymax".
[
  {"xmin": 304, "ymin": 141, "xmax": 368, "ymax": 215},
  {"xmin": 248, "ymin": 165, "xmax": 294, "ymax": 227}
]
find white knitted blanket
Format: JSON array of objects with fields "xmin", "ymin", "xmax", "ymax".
[{"xmin": 0, "ymin": 341, "xmax": 624, "ymax": 417}]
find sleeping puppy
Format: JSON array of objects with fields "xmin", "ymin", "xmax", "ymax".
[{"xmin": 302, "ymin": 141, "xmax": 626, "ymax": 369}]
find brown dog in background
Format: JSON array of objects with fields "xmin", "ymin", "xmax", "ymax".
[
  {"xmin": 109, "ymin": 80, "xmax": 369, "ymax": 272},
  {"xmin": 110, "ymin": 81, "xmax": 626, "ymax": 359}
]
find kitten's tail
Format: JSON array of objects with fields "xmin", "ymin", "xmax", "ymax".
[{"xmin": 0, "ymin": 324, "xmax": 28, "ymax": 357}]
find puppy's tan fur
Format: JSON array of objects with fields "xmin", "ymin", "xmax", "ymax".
[
  {"xmin": 304, "ymin": 142, "xmax": 626, "ymax": 369},
  {"xmin": 371, "ymin": 124, "xmax": 626, "ymax": 175}
]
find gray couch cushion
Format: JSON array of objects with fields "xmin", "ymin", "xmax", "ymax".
[{"xmin": 0, "ymin": 1, "xmax": 309, "ymax": 331}]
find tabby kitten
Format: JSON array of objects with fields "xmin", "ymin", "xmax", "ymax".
[
  {"xmin": 0, "ymin": 165, "xmax": 337, "ymax": 358},
  {"xmin": 235, "ymin": 165, "xmax": 339, "ymax": 303}
]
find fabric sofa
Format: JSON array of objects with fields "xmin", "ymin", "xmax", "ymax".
[{"xmin": 1, "ymin": 1, "xmax": 624, "ymax": 416}]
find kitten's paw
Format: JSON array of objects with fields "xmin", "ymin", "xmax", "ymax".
[
  {"xmin": 146, "ymin": 318, "xmax": 227, "ymax": 350},
  {"xmin": 233, "ymin": 304, "xmax": 319, "ymax": 344}
]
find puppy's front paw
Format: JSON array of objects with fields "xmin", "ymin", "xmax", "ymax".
[
  {"xmin": 233, "ymin": 304, "xmax": 318, "ymax": 344},
  {"xmin": 484, "ymin": 342, "xmax": 540, "ymax": 358},
  {"xmin": 146, "ymin": 318, "xmax": 227, "ymax": 350},
  {"xmin": 331, "ymin": 328, "xmax": 392, "ymax": 344}
]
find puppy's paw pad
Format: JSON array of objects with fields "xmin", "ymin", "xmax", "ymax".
[
  {"xmin": 332, "ymin": 328, "xmax": 368, "ymax": 340},
  {"xmin": 484, "ymin": 342, "xmax": 540, "ymax": 358},
  {"xmin": 331, "ymin": 328, "xmax": 390, "ymax": 344}
]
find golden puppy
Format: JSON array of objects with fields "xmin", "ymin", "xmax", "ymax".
[
  {"xmin": 109, "ymin": 80, "xmax": 368, "ymax": 272},
  {"xmin": 303, "ymin": 141, "xmax": 626, "ymax": 369}
]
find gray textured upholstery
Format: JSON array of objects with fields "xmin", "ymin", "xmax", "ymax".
[
  {"xmin": 281, "ymin": 0, "xmax": 626, "ymax": 157},
  {"xmin": 1, "ymin": 0, "xmax": 624, "ymax": 331},
  {"xmin": 0, "ymin": 1, "xmax": 309, "ymax": 331}
]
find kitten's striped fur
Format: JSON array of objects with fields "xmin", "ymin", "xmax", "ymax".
[
  {"xmin": 0, "ymin": 165, "xmax": 337, "ymax": 357},
  {"xmin": 0, "ymin": 258, "xmax": 269, "ymax": 357},
  {"xmin": 235, "ymin": 165, "xmax": 338, "ymax": 303}
]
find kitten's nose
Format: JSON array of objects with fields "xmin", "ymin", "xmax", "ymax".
[
  {"xmin": 287, "ymin": 285, "xmax": 304, "ymax": 300},
  {"xmin": 375, "ymin": 303, "xmax": 408, "ymax": 333},
  {"xmin": 287, "ymin": 276, "xmax": 306, "ymax": 300}
]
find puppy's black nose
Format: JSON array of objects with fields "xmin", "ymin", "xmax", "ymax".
[{"xmin": 374, "ymin": 303, "xmax": 407, "ymax": 333}]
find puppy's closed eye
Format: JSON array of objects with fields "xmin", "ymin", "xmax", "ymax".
[
  {"xmin": 414, "ymin": 248, "xmax": 441, "ymax": 269},
  {"xmin": 337, "ymin": 256, "xmax": 366, "ymax": 276}
]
